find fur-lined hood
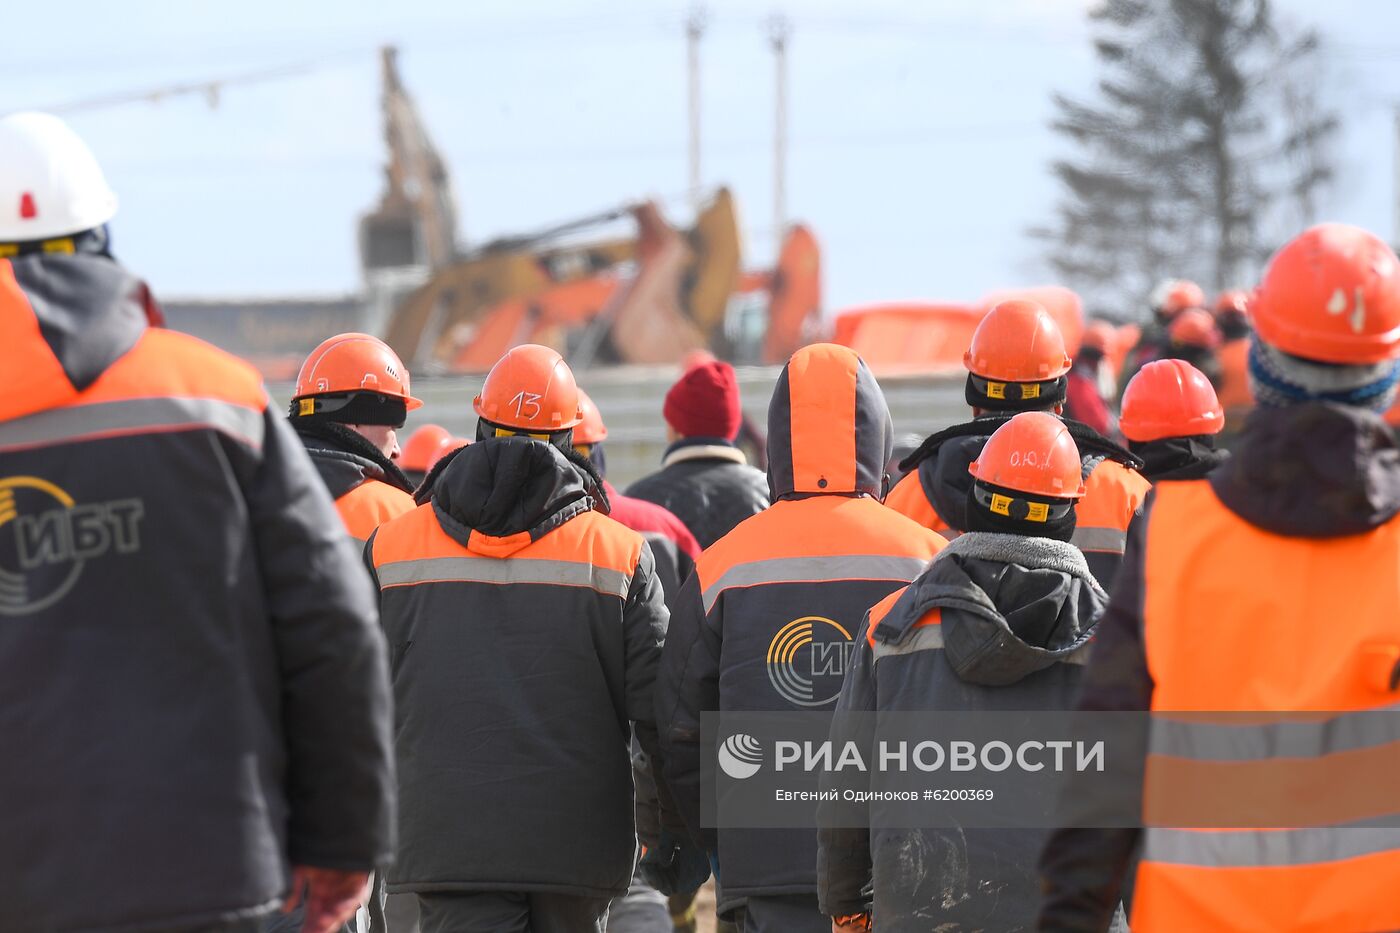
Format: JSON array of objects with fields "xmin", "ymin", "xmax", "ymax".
[{"xmin": 870, "ymin": 532, "xmax": 1109, "ymax": 686}]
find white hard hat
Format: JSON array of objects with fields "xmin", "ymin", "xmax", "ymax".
[{"xmin": 0, "ymin": 112, "xmax": 118, "ymax": 242}]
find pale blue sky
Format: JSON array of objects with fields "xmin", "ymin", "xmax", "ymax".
[{"xmin": 6, "ymin": 0, "xmax": 1400, "ymax": 311}]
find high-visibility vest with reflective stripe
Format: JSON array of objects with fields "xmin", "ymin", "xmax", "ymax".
[{"xmin": 1135, "ymin": 480, "xmax": 1400, "ymax": 933}]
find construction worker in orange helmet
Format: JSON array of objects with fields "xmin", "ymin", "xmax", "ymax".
[
  {"xmin": 658, "ymin": 344, "xmax": 947, "ymax": 933},
  {"xmin": 1063, "ymin": 319, "xmax": 1119, "ymax": 436},
  {"xmin": 1039, "ymin": 224, "xmax": 1400, "ymax": 933},
  {"xmin": 884, "ymin": 299, "xmax": 1150, "ymax": 593},
  {"xmin": 399, "ymin": 423, "xmax": 453, "ymax": 488},
  {"xmin": 1119, "ymin": 359, "xmax": 1227, "ymax": 481},
  {"xmin": 0, "ymin": 112, "xmax": 392, "ymax": 933},
  {"xmin": 822, "ymin": 414, "xmax": 1116, "ymax": 932},
  {"xmin": 366, "ymin": 343, "xmax": 695, "ymax": 933},
  {"xmin": 289, "ymin": 332, "xmax": 421, "ymax": 541},
  {"xmin": 1119, "ymin": 278, "xmax": 1207, "ymax": 395},
  {"xmin": 1161, "ymin": 306, "xmax": 1223, "ymax": 387}
]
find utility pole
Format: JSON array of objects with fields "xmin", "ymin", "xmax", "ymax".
[
  {"xmin": 687, "ymin": 5, "xmax": 707, "ymax": 211},
  {"xmin": 769, "ymin": 13, "xmax": 792, "ymax": 243},
  {"xmin": 1394, "ymin": 105, "xmax": 1400, "ymax": 249}
]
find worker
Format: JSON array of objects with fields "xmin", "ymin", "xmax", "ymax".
[
  {"xmin": 1038, "ymin": 223, "xmax": 1400, "ymax": 932},
  {"xmin": 1119, "ymin": 278, "xmax": 1206, "ymax": 388},
  {"xmin": 658, "ymin": 344, "xmax": 948, "ymax": 932},
  {"xmin": 1161, "ymin": 306, "xmax": 1223, "ymax": 386},
  {"xmin": 0, "ymin": 111, "xmax": 394, "ymax": 933},
  {"xmin": 399, "ymin": 422, "xmax": 454, "ymax": 487},
  {"xmin": 884, "ymin": 300, "xmax": 1150, "ymax": 591},
  {"xmin": 819, "ymin": 413, "xmax": 1112, "ymax": 932},
  {"xmin": 366, "ymin": 344, "xmax": 700, "ymax": 933},
  {"xmin": 1213, "ymin": 289, "xmax": 1254, "ymax": 446},
  {"xmin": 626, "ymin": 359, "xmax": 769, "ymax": 548},
  {"xmin": 1063, "ymin": 320, "xmax": 1118, "ymax": 436},
  {"xmin": 288, "ymin": 333, "xmax": 419, "ymax": 540},
  {"xmin": 1119, "ymin": 359, "xmax": 1228, "ymax": 481}
]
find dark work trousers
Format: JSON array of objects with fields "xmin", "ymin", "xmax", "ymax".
[
  {"xmin": 415, "ymin": 891, "xmax": 611, "ymax": 933},
  {"xmin": 735, "ymin": 894, "xmax": 827, "ymax": 933}
]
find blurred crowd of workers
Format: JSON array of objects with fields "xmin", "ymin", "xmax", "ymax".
[{"xmin": 6, "ymin": 109, "xmax": 1400, "ymax": 933}]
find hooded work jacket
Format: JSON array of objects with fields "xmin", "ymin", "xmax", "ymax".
[
  {"xmin": 885, "ymin": 415, "xmax": 1150, "ymax": 591},
  {"xmin": 656, "ymin": 345, "xmax": 946, "ymax": 914},
  {"xmin": 291, "ymin": 420, "xmax": 416, "ymax": 540},
  {"xmin": 817, "ymin": 532, "xmax": 1108, "ymax": 931},
  {"xmin": 1038, "ymin": 403, "xmax": 1400, "ymax": 933},
  {"xmin": 0, "ymin": 254, "xmax": 395, "ymax": 932},
  {"xmin": 367, "ymin": 437, "xmax": 674, "ymax": 900}
]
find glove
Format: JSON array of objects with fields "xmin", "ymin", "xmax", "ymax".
[
  {"xmin": 281, "ymin": 866, "xmax": 371, "ymax": 933},
  {"xmin": 638, "ymin": 830, "xmax": 711, "ymax": 896}
]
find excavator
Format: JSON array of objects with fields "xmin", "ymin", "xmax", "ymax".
[{"xmin": 362, "ymin": 46, "xmax": 822, "ymax": 372}]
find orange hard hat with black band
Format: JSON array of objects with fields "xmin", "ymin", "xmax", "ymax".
[
  {"xmin": 964, "ymin": 300, "xmax": 1073, "ymax": 411},
  {"xmin": 473, "ymin": 344, "xmax": 583, "ymax": 449},
  {"xmin": 291, "ymin": 332, "xmax": 421, "ymax": 427},
  {"xmin": 967, "ymin": 412, "xmax": 1085, "ymax": 537}
]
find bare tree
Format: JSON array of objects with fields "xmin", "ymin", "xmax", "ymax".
[{"xmin": 1032, "ymin": 0, "xmax": 1338, "ymax": 317}]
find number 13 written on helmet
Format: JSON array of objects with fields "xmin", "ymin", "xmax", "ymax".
[{"xmin": 510, "ymin": 391, "xmax": 543, "ymax": 420}]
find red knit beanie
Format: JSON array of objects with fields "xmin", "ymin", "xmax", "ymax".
[{"xmin": 663, "ymin": 360, "xmax": 742, "ymax": 439}]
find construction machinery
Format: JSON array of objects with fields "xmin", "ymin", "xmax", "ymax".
[{"xmin": 360, "ymin": 46, "xmax": 822, "ymax": 372}]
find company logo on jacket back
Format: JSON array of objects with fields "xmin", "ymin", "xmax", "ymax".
[
  {"xmin": 767, "ymin": 616, "xmax": 854, "ymax": 707},
  {"xmin": 0, "ymin": 477, "xmax": 144, "ymax": 616}
]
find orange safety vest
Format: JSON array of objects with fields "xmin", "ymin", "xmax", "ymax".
[
  {"xmin": 335, "ymin": 479, "xmax": 415, "ymax": 541},
  {"xmin": 1134, "ymin": 480, "xmax": 1400, "ymax": 933},
  {"xmin": 882, "ymin": 470, "xmax": 951, "ymax": 536},
  {"xmin": 1217, "ymin": 337, "xmax": 1253, "ymax": 431}
]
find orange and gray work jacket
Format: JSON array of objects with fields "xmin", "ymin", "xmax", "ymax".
[
  {"xmin": 1039, "ymin": 402, "xmax": 1400, "ymax": 933},
  {"xmin": 885, "ymin": 415, "xmax": 1150, "ymax": 591},
  {"xmin": 0, "ymin": 254, "xmax": 394, "ymax": 933},
  {"xmin": 290, "ymin": 421, "xmax": 416, "ymax": 540},
  {"xmin": 656, "ymin": 344, "xmax": 946, "ymax": 915},
  {"xmin": 366, "ymin": 436, "xmax": 676, "ymax": 901}
]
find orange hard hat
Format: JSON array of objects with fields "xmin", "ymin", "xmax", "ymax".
[
  {"xmin": 399, "ymin": 424, "xmax": 453, "ymax": 472},
  {"xmin": 473, "ymin": 343, "xmax": 583, "ymax": 431},
  {"xmin": 1081, "ymin": 320, "xmax": 1118, "ymax": 354},
  {"xmin": 1251, "ymin": 223, "xmax": 1400, "ymax": 364},
  {"xmin": 1214, "ymin": 289, "xmax": 1249, "ymax": 316},
  {"xmin": 428, "ymin": 437, "xmax": 470, "ymax": 471},
  {"xmin": 1153, "ymin": 279, "xmax": 1206, "ymax": 317},
  {"xmin": 1168, "ymin": 307, "xmax": 1222, "ymax": 349},
  {"xmin": 1120, "ymin": 359, "xmax": 1224, "ymax": 442},
  {"xmin": 964, "ymin": 300, "xmax": 1073, "ymax": 382},
  {"xmin": 968, "ymin": 411, "xmax": 1086, "ymax": 499},
  {"xmin": 294, "ymin": 332, "xmax": 422, "ymax": 409},
  {"xmin": 574, "ymin": 389, "xmax": 608, "ymax": 445}
]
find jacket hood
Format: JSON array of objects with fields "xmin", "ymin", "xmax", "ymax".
[
  {"xmin": 1211, "ymin": 402, "xmax": 1400, "ymax": 537},
  {"xmin": 767, "ymin": 343, "xmax": 891, "ymax": 499},
  {"xmin": 916, "ymin": 435, "xmax": 985, "ymax": 533},
  {"xmin": 430, "ymin": 437, "xmax": 601, "ymax": 557},
  {"xmin": 0, "ymin": 254, "xmax": 148, "ymax": 422},
  {"xmin": 1131, "ymin": 435, "xmax": 1230, "ymax": 482},
  {"xmin": 291, "ymin": 420, "xmax": 416, "ymax": 498},
  {"xmin": 872, "ymin": 532, "xmax": 1109, "ymax": 686}
]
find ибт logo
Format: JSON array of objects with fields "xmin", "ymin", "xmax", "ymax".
[
  {"xmin": 767, "ymin": 616, "xmax": 854, "ymax": 707},
  {"xmin": 718, "ymin": 733, "xmax": 764, "ymax": 780},
  {"xmin": 0, "ymin": 477, "xmax": 144, "ymax": 616}
]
